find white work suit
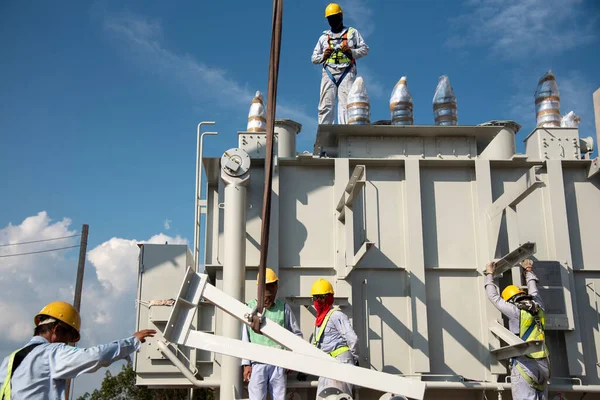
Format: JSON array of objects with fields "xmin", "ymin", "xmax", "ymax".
[
  {"xmin": 311, "ymin": 309, "xmax": 359, "ymax": 399},
  {"xmin": 485, "ymin": 271, "xmax": 550, "ymax": 400},
  {"xmin": 311, "ymin": 26, "xmax": 369, "ymax": 125},
  {"xmin": 0, "ymin": 335, "xmax": 140, "ymax": 400},
  {"xmin": 241, "ymin": 302, "xmax": 303, "ymax": 400}
]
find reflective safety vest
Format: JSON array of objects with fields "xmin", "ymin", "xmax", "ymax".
[
  {"xmin": 325, "ymin": 28, "xmax": 356, "ymax": 66},
  {"xmin": 512, "ymin": 308, "xmax": 550, "ymax": 391},
  {"xmin": 246, "ymin": 299, "xmax": 285, "ymax": 349},
  {"xmin": 519, "ymin": 308, "xmax": 549, "ymax": 359},
  {"xmin": 313, "ymin": 308, "xmax": 350, "ymax": 358},
  {"xmin": 1, "ymin": 343, "xmax": 42, "ymax": 400}
]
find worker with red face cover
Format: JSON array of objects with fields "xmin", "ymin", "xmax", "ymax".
[{"xmin": 310, "ymin": 278, "xmax": 359, "ymax": 398}]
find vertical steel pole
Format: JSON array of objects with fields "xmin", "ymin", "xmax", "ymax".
[
  {"xmin": 220, "ymin": 149, "xmax": 251, "ymax": 399},
  {"xmin": 193, "ymin": 122, "xmax": 216, "ymax": 271}
]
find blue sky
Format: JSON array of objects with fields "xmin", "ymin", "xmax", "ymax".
[{"xmin": 0, "ymin": 0, "xmax": 598, "ymax": 395}]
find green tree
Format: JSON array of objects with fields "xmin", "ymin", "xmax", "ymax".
[{"xmin": 76, "ymin": 363, "xmax": 214, "ymax": 400}]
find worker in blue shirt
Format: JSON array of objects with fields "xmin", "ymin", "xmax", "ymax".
[{"xmin": 0, "ymin": 301, "xmax": 156, "ymax": 400}]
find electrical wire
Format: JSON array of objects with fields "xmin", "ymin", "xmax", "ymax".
[
  {"xmin": 0, "ymin": 234, "xmax": 81, "ymax": 247},
  {"xmin": 0, "ymin": 245, "xmax": 80, "ymax": 258}
]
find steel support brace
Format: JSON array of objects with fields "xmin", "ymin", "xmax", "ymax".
[
  {"xmin": 487, "ymin": 242, "xmax": 537, "ymax": 279},
  {"xmin": 184, "ymin": 330, "xmax": 425, "ymax": 399},
  {"xmin": 488, "ymin": 321, "xmax": 543, "ymax": 360},
  {"xmin": 165, "ymin": 268, "xmax": 426, "ymax": 400},
  {"xmin": 486, "ymin": 166, "xmax": 543, "ymax": 220}
]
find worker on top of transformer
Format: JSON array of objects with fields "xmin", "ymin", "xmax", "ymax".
[
  {"xmin": 484, "ymin": 259, "xmax": 550, "ymax": 400},
  {"xmin": 312, "ymin": 3, "xmax": 369, "ymax": 125},
  {"xmin": 242, "ymin": 268, "xmax": 303, "ymax": 400},
  {"xmin": 0, "ymin": 301, "xmax": 155, "ymax": 400},
  {"xmin": 310, "ymin": 278, "xmax": 359, "ymax": 399}
]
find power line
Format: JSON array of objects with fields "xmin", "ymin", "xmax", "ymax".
[
  {"xmin": 0, "ymin": 245, "xmax": 80, "ymax": 258},
  {"xmin": 0, "ymin": 234, "xmax": 81, "ymax": 247}
]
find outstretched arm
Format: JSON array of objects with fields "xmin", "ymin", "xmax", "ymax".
[
  {"xmin": 49, "ymin": 330, "xmax": 155, "ymax": 380},
  {"xmin": 521, "ymin": 259, "xmax": 544, "ymax": 309}
]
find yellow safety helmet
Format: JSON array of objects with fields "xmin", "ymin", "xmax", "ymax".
[
  {"xmin": 256, "ymin": 268, "xmax": 279, "ymax": 284},
  {"xmin": 325, "ymin": 3, "xmax": 343, "ymax": 18},
  {"xmin": 311, "ymin": 278, "xmax": 334, "ymax": 296},
  {"xmin": 501, "ymin": 285, "xmax": 526, "ymax": 302},
  {"xmin": 34, "ymin": 301, "xmax": 81, "ymax": 341}
]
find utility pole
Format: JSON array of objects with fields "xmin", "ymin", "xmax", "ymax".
[
  {"xmin": 593, "ymin": 88, "xmax": 600, "ymax": 157},
  {"xmin": 65, "ymin": 224, "xmax": 89, "ymax": 400}
]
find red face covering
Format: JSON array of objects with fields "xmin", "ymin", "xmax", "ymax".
[{"xmin": 314, "ymin": 294, "xmax": 335, "ymax": 327}]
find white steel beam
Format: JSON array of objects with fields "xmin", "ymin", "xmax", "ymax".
[
  {"xmin": 486, "ymin": 166, "xmax": 543, "ymax": 219},
  {"xmin": 488, "ymin": 242, "xmax": 537, "ymax": 279},
  {"xmin": 404, "ymin": 160, "xmax": 430, "ymax": 374},
  {"xmin": 184, "ymin": 330, "xmax": 426, "ymax": 400},
  {"xmin": 475, "ymin": 160, "xmax": 504, "ymax": 376},
  {"xmin": 546, "ymin": 161, "xmax": 585, "ymax": 375},
  {"xmin": 489, "ymin": 321, "xmax": 544, "ymax": 360}
]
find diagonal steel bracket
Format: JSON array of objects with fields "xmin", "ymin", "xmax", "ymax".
[
  {"xmin": 489, "ymin": 320, "xmax": 544, "ymax": 360},
  {"xmin": 484, "ymin": 242, "xmax": 537, "ymax": 278},
  {"xmin": 164, "ymin": 267, "xmax": 426, "ymax": 400}
]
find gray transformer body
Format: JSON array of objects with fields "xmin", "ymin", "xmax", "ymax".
[{"xmin": 135, "ymin": 120, "xmax": 600, "ymax": 399}]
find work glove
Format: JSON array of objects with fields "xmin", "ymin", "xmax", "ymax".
[
  {"xmin": 297, "ymin": 372, "xmax": 307, "ymax": 381},
  {"xmin": 485, "ymin": 262, "xmax": 495, "ymax": 275},
  {"xmin": 341, "ymin": 44, "xmax": 352, "ymax": 57},
  {"xmin": 322, "ymin": 48, "xmax": 334, "ymax": 61},
  {"xmin": 520, "ymin": 259, "xmax": 534, "ymax": 272}
]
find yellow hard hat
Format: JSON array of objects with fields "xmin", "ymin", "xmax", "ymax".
[
  {"xmin": 34, "ymin": 301, "xmax": 81, "ymax": 341},
  {"xmin": 325, "ymin": 3, "xmax": 343, "ymax": 17},
  {"xmin": 311, "ymin": 278, "xmax": 334, "ymax": 296},
  {"xmin": 501, "ymin": 285, "xmax": 526, "ymax": 302},
  {"xmin": 256, "ymin": 268, "xmax": 279, "ymax": 284}
]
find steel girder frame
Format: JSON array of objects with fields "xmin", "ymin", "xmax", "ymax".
[{"xmin": 163, "ymin": 267, "xmax": 427, "ymax": 400}]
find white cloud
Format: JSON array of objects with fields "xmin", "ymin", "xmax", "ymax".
[
  {"xmin": 343, "ymin": 0, "xmax": 375, "ymax": 37},
  {"xmin": 447, "ymin": 0, "xmax": 597, "ymax": 58},
  {"xmin": 163, "ymin": 218, "xmax": 171, "ymax": 230},
  {"xmin": 0, "ymin": 212, "xmax": 188, "ymax": 396},
  {"xmin": 103, "ymin": 11, "xmax": 317, "ymax": 137}
]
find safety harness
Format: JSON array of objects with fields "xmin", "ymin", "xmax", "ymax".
[
  {"xmin": 510, "ymin": 303, "xmax": 550, "ymax": 392},
  {"xmin": 1, "ymin": 343, "xmax": 42, "ymax": 400},
  {"xmin": 313, "ymin": 308, "xmax": 350, "ymax": 358},
  {"xmin": 323, "ymin": 28, "xmax": 356, "ymax": 88}
]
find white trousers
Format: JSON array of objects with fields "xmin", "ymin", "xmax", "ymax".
[
  {"xmin": 318, "ymin": 67, "xmax": 356, "ymax": 125},
  {"xmin": 248, "ymin": 363, "xmax": 287, "ymax": 400},
  {"xmin": 315, "ymin": 351, "xmax": 355, "ymax": 399},
  {"xmin": 510, "ymin": 359, "xmax": 549, "ymax": 400}
]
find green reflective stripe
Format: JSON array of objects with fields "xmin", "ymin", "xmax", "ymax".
[
  {"xmin": 246, "ymin": 299, "xmax": 285, "ymax": 349},
  {"xmin": 329, "ymin": 345, "xmax": 349, "ymax": 358},
  {"xmin": 515, "ymin": 363, "xmax": 547, "ymax": 391},
  {"xmin": 1, "ymin": 348, "xmax": 20, "ymax": 400},
  {"xmin": 313, "ymin": 308, "xmax": 338, "ymax": 346},
  {"xmin": 519, "ymin": 309, "xmax": 549, "ymax": 359}
]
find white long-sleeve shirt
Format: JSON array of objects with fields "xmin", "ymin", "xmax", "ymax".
[
  {"xmin": 311, "ymin": 310, "xmax": 359, "ymax": 362},
  {"xmin": 241, "ymin": 302, "xmax": 303, "ymax": 366},
  {"xmin": 0, "ymin": 335, "xmax": 140, "ymax": 400},
  {"xmin": 311, "ymin": 26, "xmax": 369, "ymax": 74},
  {"xmin": 484, "ymin": 270, "xmax": 543, "ymax": 334}
]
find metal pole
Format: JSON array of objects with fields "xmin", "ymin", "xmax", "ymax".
[
  {"xmin": 220, "ymin": 156, "xmax": 250, "ymax": 399},
  {"xmin": 593, "ymin": 88, "xmax": 600, "ymax": 158},
  {"xmin": 193, "ymin": 121, "xmax": 216, "ymax": 272},
  {"xmin": 66, "ymin": 224, "xmax": 89, "ymax": 400}
]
